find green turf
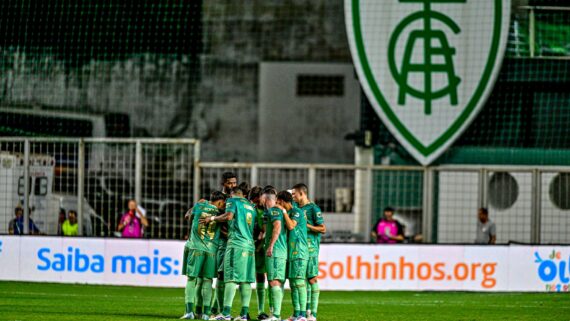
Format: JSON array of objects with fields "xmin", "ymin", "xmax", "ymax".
[{"xmin": 0, "ymin": 281, "xmax": 568, "ymax": 321}]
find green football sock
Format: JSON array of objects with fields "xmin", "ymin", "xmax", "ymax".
[
  {"xmin": 201, "ymin": 279, "xmax": 213, "ymax": 316},
  {"xmin": 195, "ymin": 278, "xmax": 203, "ymax": 315},
  {"xmin": 291, "ymin": 279, "xmax": 300, "ymax": 317},
  {"xmin": 216, "ymin": 280, "xmax": 225, "ymax": 314},
  {"xmin": 185, "ymin": 277, "xmax": 197, "ymax": 313},
  {"xmin": 222, "ymin": 282, "xmax": 238, "ymax": 316},
  {"xmin": 211, "ymin": 279, "xmax": 220, "ymax": 314},
  {"xmin": 186, "ymin": 303, "xmax": 194, "ymax": 315},
  {"xmin": 306, "ymin": 282, "xmax": 312, "ymax": 312},
  {"xmin": 239, "ymin": 283, "xmax": 252, "ymax": 314},
  {"xmin": 295, "ymin": 279, "xmax": 307, "ymax": 317},
  {"xmin": 256, "ymin": 282, "xmax": 266, "ymax": 314},
  {"xmin": 268, "ymin": 282, "xmax": 274, "ymax": 313},
  {"xmin": 211, "ymin": 285, "xmax": 218, "ymax": 314},
  {"xmin": 270, "ymin": 285, "xmax": 283, "ymax": 318},
  {"xmin": 310, "ymin": 282, "xmax": 320, "ymax": 317}
]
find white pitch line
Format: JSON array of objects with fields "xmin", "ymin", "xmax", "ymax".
[{"xmin": 0, "ymin": 290, "xmax": 181, "ymax": 301}]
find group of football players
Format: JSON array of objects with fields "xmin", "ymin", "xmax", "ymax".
[{"xmin": 181, "ymin": 172, "xmax": 326, "ymax": 321}]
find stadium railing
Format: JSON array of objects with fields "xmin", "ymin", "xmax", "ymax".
[{"xmin": 1, "ymin": 137, "xmax": 569, "ymax": 245}]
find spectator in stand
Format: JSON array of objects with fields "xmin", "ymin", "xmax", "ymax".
[
  {"xmin": 117, "ymin": 199, "xmax": 148, "ymax": 238},
  {"xmin": 371, "ymin": 207, "xmax": 405, "ymax": 244},
  {"xmin": 62, "ymin": 210, "xmax": 79, "ymax": 236},
  {"xmin": 9, "ymin": 206, "xmax": 40, "ymax": 235},
  {"xmin": 475, "ymin": 207, "xmax": 496, "ymax": 245}
]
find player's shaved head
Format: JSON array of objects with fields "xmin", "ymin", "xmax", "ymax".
[
  {"xmin": 230, "ymin": 186, "xmax": 246, "ymax": 197},
  {"xmin": 262, "ymin": 186, "xmax": 277, "ymax": 196}
]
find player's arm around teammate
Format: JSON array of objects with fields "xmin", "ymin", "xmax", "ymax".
[
  {"xmin": 181, "ymin": 192, "xmax": 226, "ymax": 320},
  {"xmin": 203, "ymin": 186, "xmax": 256, "ymax": 321},
  {"xmin": 306, "ymin": 222, "xmax": 326, "ymax": 234}
]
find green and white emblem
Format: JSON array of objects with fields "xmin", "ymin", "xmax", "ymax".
[{"xmin": 346, "ymin": 0, "xmax": 511, "ymax": 165}]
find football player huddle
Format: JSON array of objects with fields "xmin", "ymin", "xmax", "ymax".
[{"xmin": 181, "ymin": 172, "xmax": 326, "ymax": 321}]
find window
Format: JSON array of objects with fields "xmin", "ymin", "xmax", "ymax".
[
  {"xmin": 35, "ymin": 177, "xmax": 48, "ymax": 196},
  {"xmin": 17, "ymin": 177, "xmax": 32, "ymax": 196},
  {"xmin": 296, "ymin": 75, "xmax": 344, "ymax": 96},
  {"xmin": 488, "ymin": 172, "xmax": 519, "ymax": 210},
  {"xmin": 550, "ymin": 173, "xmax": 570, "ymax": 210}
]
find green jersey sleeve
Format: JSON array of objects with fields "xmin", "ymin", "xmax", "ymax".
[
  {"xmin": 226, "ymin": 198, "xmax": 237, "ymax": 214},
  {"xmin": 312, "ymin": 204, "xmax": 324, "ymax": 225},
  {"xmin": 191, "ymin": 202, "xmax": 203, "ymax": 216},
  {"xmin": 270, "ymin": 207, "xmax": 283, "ymax": 222},
  {"xmin": 290, "ymin": 207, "xmax": 303, "ymax": 223}
]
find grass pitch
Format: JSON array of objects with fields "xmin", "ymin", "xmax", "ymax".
[{"xmin": 0, "ymin": 281, "xmax": 568, "ymax": 321}]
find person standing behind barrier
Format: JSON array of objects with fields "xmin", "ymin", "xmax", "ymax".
[
  {"xmin": 9, "ymin": 206, "xmax": 40, "ymax": 235},
  {"xmin": 62, "ymin": 210, "xmax": 79, "ymax": 236},
  {"xmin": 371, "ymin": 207, "xmax": 405, "ymax": 244},
  {"xmin": 475, "ymin": 207, "xmax": 496, "ymax": 245},
  {"xmin": 117, "ymin": 200, "xmax": 148, "ymax": 238}
]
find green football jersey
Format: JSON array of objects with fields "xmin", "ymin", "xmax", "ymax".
[
  {"xmin": 264, "ymin": 207, "xmax": 288, "ymax": 259},
  {"xmin": 287, "ymin": 207, "xmax": 308, "ymax": 260},
  {"xmin": 253, "ymin": 206, "xmax": 265, "ymax": 247},
  {"xmin": 187, "ymin": 202, "xmax": 221, "ymax": 253},
  {"xmin": 301, "ymin": 202, "xmax": 324, "ymax": 257},
  {"xmin": 255, "ymin": 207, "xmax": 265, "ymax": 231},
  {"xmin": 225, "ymin": 196, "xmax": 256, "ymax": 251}
]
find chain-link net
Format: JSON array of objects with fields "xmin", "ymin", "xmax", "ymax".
[{"xmin": 0, "ymin": 1, "xmax": 569, "ymax": 243}]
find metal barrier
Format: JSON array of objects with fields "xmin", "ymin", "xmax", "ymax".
[
  {"xmin": 0, "ymin": 138, "xmax": 199, "ymax": 239},
  {"xmin": 199, "ymin": 162, "xmax": 364, "ymax": 242},
  {"xmin": 1, "ymin": 138, "xmax": 570, "ymax": 244},
  {"xmin": 433, "ymin": 165, "xmax": 570, "ymax": 245}
]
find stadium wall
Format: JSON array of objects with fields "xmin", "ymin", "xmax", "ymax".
[{"xmin": 0, "ymin": 236, "xmax": 568, "ymax": 292}]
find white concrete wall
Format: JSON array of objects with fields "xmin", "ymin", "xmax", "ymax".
[
  {"xmin": 437, "ymin": 172, "xmax": 480, "ymax": 243},
  {"xmin": 258, "ymin": 62, "xmax": 360, "ymax": 163}
]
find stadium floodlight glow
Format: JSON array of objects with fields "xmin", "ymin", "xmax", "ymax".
[{"xmin": 345, "ymin": 0, "xmax": 511, "ymax": 165}]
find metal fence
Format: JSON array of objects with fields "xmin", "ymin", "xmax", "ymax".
[
  {"xmin": 198, "ymin": 162, "xmax": 362, "ymax": 242},
  {"xmin": 1, "ymin": 137, "xmax": 569, "ymax": 244},
  {"xmin": 433, "ymin": 165, "xmax": 570, "ymax": 245},
  {"xmin": 0, "ymin": 137, "xmax": 199, "ymax": 239}
]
